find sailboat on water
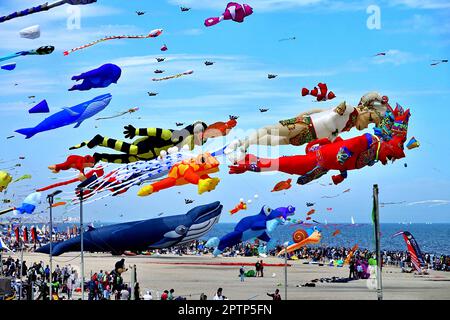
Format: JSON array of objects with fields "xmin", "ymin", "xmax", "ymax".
[{"xmin": 351, "ymin": 216, "xmax": 355, "ymax": 225}]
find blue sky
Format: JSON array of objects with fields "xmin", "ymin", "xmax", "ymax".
[{"xmin": 0, "ymin": 0, "xmax": 449, "ymax": 225}]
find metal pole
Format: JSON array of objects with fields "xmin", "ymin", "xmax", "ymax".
[
  {"xmin": 80, "ymin": 188, "xmax": 85, "ymax": 300},
  {"xmin": 373, "ymin": 184, "xmax": 383, "ymax": 300},
  {"xmin": 19, "ymin": 243, "xmax": 24, "ymax": 300},
  {"xmin": 284, "ymin": 245, "xmax": 287, "ymax": 300},
  {"xmin": 130, "ymin": 265, "xmax": 135, "ymax": 301},
  {"xmin": 48, "ymin": 196, "xmax": 53, "ymax": 301}
]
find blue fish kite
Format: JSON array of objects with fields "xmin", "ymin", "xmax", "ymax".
[
  {"xmin": 206, "ymin": 205, "xmax": 295, "ymax": 256},
  {"xmin": 36, "ymin": 201, "xmax": 223, "ymax": 256},
  {"xmin": 1, "ymin": 62, "xmax": 16, "ymax": 71},
  {"xmin": 15, "ymin": 93, "xmax": 112, "ymax": 138},
  {"xmin": 69, "ymin": 63, "xmax": 122, "ymax": 91}
]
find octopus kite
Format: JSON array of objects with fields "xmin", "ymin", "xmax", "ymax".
[
  {"xmin": 137, "ymin": 153, "xmax": 220, "ymax": 196},
  {"xmin": 64, "ymin": 29, "xmax": 163, "ymax": 55}
]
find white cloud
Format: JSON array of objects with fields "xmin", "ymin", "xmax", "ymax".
[{"xmin": 389, "ymin": 0, "xmax": 450, "ymax": 9}]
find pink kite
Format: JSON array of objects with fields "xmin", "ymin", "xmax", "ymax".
[
  {"xmin": 160, "ymin": 44, "xmax": 168, "ymax": 51},
  {"xmin": 204, "ymin": 2, "xmax": 253, "ymax": 27}
]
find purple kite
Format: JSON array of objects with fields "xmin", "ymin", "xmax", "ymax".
[{"xmin": 204, "ymin": 2, "xmax": 253, "ymax": 27}]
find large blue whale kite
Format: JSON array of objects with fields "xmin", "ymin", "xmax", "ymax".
[
  {"xmin": 36, "ymin": 201, "xmax": 223, "ymax": 256},
  {"xmin": 15, "ymin": 93, "xmax": 112, "ymax": 138},
  {"xmin": 206, "ymin": 205, "xmax": 295, "ymax": 256}
]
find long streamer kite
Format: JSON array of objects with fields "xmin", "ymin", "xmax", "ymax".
[
  {"xmin": 63, "ymin": 29, "xmax": 163, "ymax": 56},
  {"xmin": 152, "ymin": 70, "xmax": 193, "ymax": 81},
  {"xmin": 0, "ymin": 0, "xmax": 97, "ymax": 24},
  {"xmin": 0, "ymin": 46, "xmax": 55, "ymax": 63},
  {"xmin": 95, "ymin": 107, "xmax": 139, "ymax": 120}
]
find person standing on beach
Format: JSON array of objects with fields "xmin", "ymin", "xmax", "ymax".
[
  {"xmin": 239, "ymin": 266, "xmax": 245, "ymax": 282},
  {"xmin": 255, "ymin": 260, "xmax": 261, "ymax": 277},
  {"xmin": 349, "ymin": 259, "xmax": 356, "ymax": 279},
  {"xmin": 134, "ymin": 282, "xmax": 141, "ymax": 300},
  {"xmin": 260, "ymin": 260, "xmax": 264, "ymax": 277}
]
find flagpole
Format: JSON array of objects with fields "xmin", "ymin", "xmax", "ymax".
[{"xmin": 373, "ymin": 184, "xmax": 383, "ymax": 300}]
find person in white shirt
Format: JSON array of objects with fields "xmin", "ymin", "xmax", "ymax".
[
  {"xmin": 213, "ymin": 288, "xmax": 226, "ymax": 300},
  {"xmin": 143, "ymin": 290, "xmax": 153, "ymax": 300}
]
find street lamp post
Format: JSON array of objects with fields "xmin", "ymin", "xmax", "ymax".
[
  {"xmin": 284, "ymin": 242, "xmax": 288, "ymax": 300},
  {"xmin": 46, "ymin": 190, "xmax": 62, "ymax": 301},
  {"xmin": 79, "ymin": 187, "xmax": 85, "ymax": 300}
]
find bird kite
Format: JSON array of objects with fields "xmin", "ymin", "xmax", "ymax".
[{"xmin": 63, "ymin": 29, "xmax": 163, "ymax": 55}]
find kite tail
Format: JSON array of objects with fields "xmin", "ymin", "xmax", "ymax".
[
  {"xmin": 15, "ymin": 127, "xmax": 37, "ymax": 139},
  {"xmin": 204, "ymin": 16, "xmax": 223, "ymax": 27}
]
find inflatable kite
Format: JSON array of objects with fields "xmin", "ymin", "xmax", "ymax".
[
  {"xmin": 229, "ymin": 108, "xmax": 410, "ymax": 185},
  {"xmin": 277, "ymin": 227, "xmax": 321, "ymax": 256},
  {"xmin": 69, "ymin": 64, "xmax": 121, "ymax": 91},
  {"xmin": 137, "ymin": 153, "xmax": 220, "ymax": 196},
  {"xmin": 0, "ymin": 192, "xmax": 41, "ymax": 216},
  {"xmin": 96, "ymin": 107, "xmax": 139, "ymax": 120},
  {"xmin": 69, "ymin": 121, "xmax": 208, "ymax": 164},
  {"xmin": 301, "ymin": 83, "xmax": 336, "ymax": 102},
  {"xmin": 306, "ymin": 209, "xmax": 315, "ymax": 216},
  {"xmin": 203, "ymin": 116, "xmax": 238, "ymax": 140},
  {"xmin": 160, "ymin": 44, "xmax": 168, "ymax": 51},
  {"xmin": 206, "ymin": 205, "xmax": 295, "ymax": 256},
  {"xmin": 225, "ymin": 92, "xmax": 389, "ymax": 156},
  {"xmin": 28, "ymin": 100, "xmax": 49, "ymax": 114},
  {"xmin": 204, "ymin": 2, "xmax": 253, "ymax": 27},
  {"xmin": 0, "ymin": 171, "xmax": 12, "ymax": 192},
  {"xmin": 332, "ymin": 230, "xmax": 340, "ymax": 237},
  {"xmin": 230, "ymin": 199, "xmax": 247, "ymax": 214},
  {"xmin": 392, "ymin": 231, "xmax": 425, "ymax": 272},
  {"xmin": 48, "ymin": 155, "xmax": 96, "ymax": 175},
  {"xmin": 19, "ymin": 25, "xmax": 40, "ymax": 39},
  {"xmin": 344, "ymin": 244, "xmax": 359, "ymax": 264},
  {"xmin": 13, "ymin": 174, "xmax": 31, "ymax": 183},
  {"xmin": 36, "ymin": 201, "xmax": 222, "ymax": 255},
  {"xmin": 36, "ymin": 167, "xmax": 103, "ymax": 192},
  {"xmin": 271, "ymin": 178, "xmax": 292, "ymax": 192},
  {"xmin": 0, "ymin": 0, "xmax": 97, "ymax": 23},
  {"xmin": 1, "ymin": 63, "xmax": 16, "ymax": 71},
  {"xmin": 406, "ymin": 137, "xmax": 420, "ymax": 150},
  {"xmin": 151, "ymin": 70, "xmax": 193, "ymax": 81},
  {"xmin": 64, "ymin": 29, "xmax": 162, "ymax": 55},
  {"xmin": 15, "ymin": 93, "xmax": 112, "ymax": 138},
  {"xmin": 0, "ymin": 46, "xmax": 54, "ymax": 63}
]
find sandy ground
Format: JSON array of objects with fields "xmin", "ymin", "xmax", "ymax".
[{"xmin": 11, "ymin": 252, "xmax": 450, "ymax": 300}]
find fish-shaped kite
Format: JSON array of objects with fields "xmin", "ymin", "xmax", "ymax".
[
  {"xmin": 302, "ymin": 83, "xmax": 335, "ymax": 102},
  {"xmin": 69, "ymin": 64, "xmax": 121, "ymax": 91},
  {"xmin": 15, "ymin": 94, "xmax": 112, "ymax": 138},
  {"xmin": 204, "ymin": 2, "xmax": 253, "ymax": 27},
  {"xmin": 0, "ymin": 46, "xmax": 54, "ymax": 63},
  {"xmin": 63, "ymin": 29, "xmax": 163, "ymax": 55},
  {"xmin": 229, "ymin": 199, "xmax": 247, "ymax": 214},
  {"xmin": 271, "ymin": 178, "xmax": 292, "ymax": 192}
]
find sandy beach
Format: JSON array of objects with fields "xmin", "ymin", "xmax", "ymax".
[{"xmin": 11, "ymin": 252, "xmax": 450, "ymax": 300}]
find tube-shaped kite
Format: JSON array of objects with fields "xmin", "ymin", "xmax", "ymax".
[{"xmin": 204, "ymin": 2, "xmax": 253, "ymax": 27}]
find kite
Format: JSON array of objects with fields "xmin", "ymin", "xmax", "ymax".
[
  {"xmin": 203, "ymin": 116, "xmax": 238, "ymax": 140},
  {"xmin": 326, "ymin": 208, "xmax": 333, "ymax": 211},
  {"xmin": 136, "ymin": 11, "xmax": 145, "ymax": 16},
  {"xmin": 185, "ymin": 199, "xmax": 194, "ymax": 204},
  {"xmin": 28, "ymin": 100, "xmax": 49, "ymax": 114},
  {"xmin": 95, "ymin": 107, "xmax": 139, "ymax": 120},
  {"xmin": 1, "ymin": 63, "xmax": 16, "ymax": 71},
  {"xmin": 206, "ymin": 205, "xmax": 295, "ymax": 256},
  {"xmin": 404, "ymin": 163, "xmax": 407, "ymax": 168},
  {"xmin": 279, "ymin": 37, "xmax": 296, "ymax": 41},
  {"xmin": 160, "ymin": 44, "xmax": 168, "ymax": 51},
  {"xmin": 271, "ymin": 178, "xmax": 292, "ymax": 192},
  {"xmin": 392, "ymin": 231, "xmax": 425, "ymax": 272},
  {"xmin": 12, "ymin": 174, "xmax": 31, "ymax": 183},
  {"xmin": 322, "ymin": 188, "xmax": 351, "ymax": 198},
  {"xmin": 259, "ymin": 108, "xmax": 269, "ymax": 113},
  {"xmin": 19, "ymin": 25, "xmax": 41, "ymax": 39},
  {"xmin": 69, "ymin": 121, "xmax": 208, "ymax": 164},
  {"xmin": 277, "ymin": 227, "xmax": 322, "ymax": 256},
  {"xmin": 152, "ymin": 70, "xmax": 193, "ymax": 81},
  {"xmin": 0, "ymin": 0, "xmax": 97, "ymax": 23},
  {"xmin": 0, "ymin": 46, "xmax": 54, "ymax": 63},
  {"xmin": 344, "ymin": 244, "xmax": 359, "ymax": 264},
  {"xmin": 181, "ymin": 6, "xmax": 191, "ymax": 12},
  {"xmin": 306, "ymin": 209, "xmax": 315, "ymax": 216},
  {"xmin": 156, "ymin": 58, "xmax": 165, "ymax": 62},
  {"xmin": 332, "ymin": 230, "xmax": 340, "ymax": 237},
  {"xmin": 374, "ymin": 52, "xmax": 386, "ymax": 56},
  {"xmin": 430, "ymin": 59, "xmax": 448, "ymax": 66},
  {"xmin": 48, "ymin": 155, "xmax": 96, "ymax": 175},
  {"xmin": 306, "ymin": 202, "xmax": 315, "ymax": 207},
  {"xmin": 36, "ymin": 201, "xmax": 223, "ymax": 255},
  {"xmin": 301, "ymin": 83, "xmax": 336, "ymax": 102},
  {"xmin": 15, "ymin": 94, "xmax": 112, "ymax": 138},
  {"xmin": 229, "ymin": 108, "xmax": 410, "ymax": 185},
  {"xmin": 225, "ymin": 92, "xmax": 389, "ymax": 155},
  {"xmin": 6, "ymin": 136, "xmax": 14, "ymax": 139},
  {"xmin": 205, "ymin": 2, "xmax": 253, "ymax": 27},
  {"xmin": 51, "ymin": 201, "xmax": 67, "ymax": 208},
  {"xmin": 63, "ymin": 29, "xmax": 163, "ymax": 55},
  {"xmin": 306, "ymin": 217, "xmax": 311, "ymax": 221},
  {"xmin": 0, "ymin": 192, "xmax": 41, "ymax": 216},
  {"xmin": 154, "ymin": 69, "xmax": 164, "ymax": 74},
  {"xmin": 268, "ymin": 74, "xmax": 277, "ymax": 79},
  {"xmin": 406, "ymin": 137, "xmax": 420, "ymax": 150},
  {"xmin": 137, "ymin": 153, "xmax": 220, "ymax": 196},
  {"xmin": 69, "ymin": 64, "xmax": 122, "ymax": 91},
  {"xmin": 175, "ymin": 122, "xmax": 184, "ymax": 127},
  {"xmin": 0, "ymin": 171, "xmax": 12, "ymax": 192},
  {"xmin": 230, "ymin": 199, "xmax": 247, "ymax": 214},
  {"xmin": 148, "ymin": 92, "xmax": 158, "ymax": 96},
  {"xmin": 205, "ymin": 61, "xmax": 214, "ymax": 66}
]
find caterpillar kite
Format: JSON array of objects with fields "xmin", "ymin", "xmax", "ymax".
[
  {"xmin": 63, "ymin": 29, "xmax": 163, "ymax": 55},
  {"xmin": 151, "ymin": 70, "xmax": 193, "ymax": 82}
]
